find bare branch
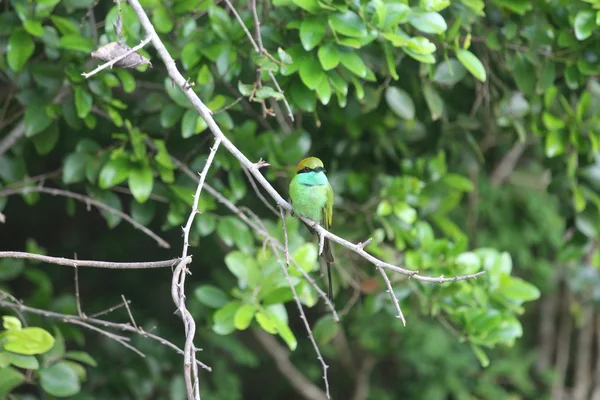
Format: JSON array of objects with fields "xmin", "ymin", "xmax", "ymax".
[
  {"xmin": 377, "ymin": 268, "xmax": 405, "ymax": 326},
  {"xmin": 0, "ymin": 186, "xmax": 170, "ymax": 248},
  {"xmin": 0, "ymin": 251, "xmax": 182, "ymax": 269},
  {"xmin": 74, "ymin": 261, "xmax": 84, "ymax": 318},
  {"xmin": 0, "ymin": 296, "xmax": 210, "ymax": 371},
  {"xmin": 0, "ymin": 120, "xmax": 25, "ymax": 157},
  {"xmin": 121, "ymin": 294, "xmax": 139, "ymax": 331},
  {"xmin": 280, "ymin": 207, "xmax": 330, "ymax": 398},
  {"xmin": 252, "ymin": 328, "xmax": 328, "ymax": 400},
  {"xmin": 171, "ymin": 137, "xmax": 221, "ymax": 400}
]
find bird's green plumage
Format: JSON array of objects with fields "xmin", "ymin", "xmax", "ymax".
[{"xmin": 289, "ymin": 157, "xmax": 335, "ymax": 300}]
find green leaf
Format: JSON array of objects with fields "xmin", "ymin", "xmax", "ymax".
[
  {"xmin": 153, "ymin": 7, "xmax": 174, "ymax": 33},
  {"xmin": 181, "ymin": 42, "xmax": 202, "ymax": 69},
  {"xmin": 270, "ymin": 311, "xmax": 297, "ymax": 350},
  {"xmin": 542, "ymin": 112, "xmax": 565, "ymax": 131},
  {"xmin": 2, "ymin": 327, "xmax": 55, "ymax": 355},
  {"xmin": 23, "ymin": 20, "xmax": 44, "ymax": 37},
  {"xmin": 128, "ymin": 165, "xmax": 154, "ymax": 203},
  {"xmin": 225, "ymin": 251, "xmax": 261, "ymax": 289},
  {"xmin": 292, "ymin": 0, "xmax": 320, "ymax": 13},
  {"xmin": 234, "ymin": 304, "xmax": 256, "ymax": 330},
  {"xmin": 471, "ymin": 344, "xmax": 490, "ymax": 367},
  {"xmin": 278, "ymin": 47, "xmax": 293, "ymax": 64},
  {"xmin": 328, "ymin": 11, "xmax": 367, "ymax": 38},
  {"xmin": 74, "ymin": 86, "xmax": 93, "ymax": 119},
  {"xmin": 300, "ymin": 18, "xmax": 326, "ymax": 51},
  {"xmin": 31, "ymin": 124, "xmax": 59, "ymax": 155},
  {"xmin": 545, "ymin": 131, "xmax": 566, "ymax": 157},
  {"xmin": 381, "ymin": 3, "xmax": 410, "ymax": 30},
  {"xmin": 317, "ymin": 44, "xmax": 340, "ymax": 70},
  {"xmin": 99, "ymin": 156, "xmax": 131, "ymax": 189},
  {"xmin": 0, "ymin": 259, "xmax": 25, "ymax": 281},
  {"xmin": 3, "ymin": 316, "xmax": 21, "ymax": 331},
  {"xmin": 456, "ymin": 49, "xmax": 486, "ymax": 82},
  {"xmin": 299, "ymin": 58, "xmax": 326, "ymax": 90},
  {"xmin": 39, "ymin": 362, "xmax": 81, "ymax": 397},
  {"xmin": 393, "ymin": 202, "xmax": 417, "ymax": 224},
  {"xmin": 160, "ymin": 104, "xmax": 184, "ymax": 128},
  {"xmin": 433, "ymin": 59, "xmax": 466, "ymax": 86},
  {"xmin": 423, "ymin": 83, "xmax": 443, "ymax": 120},
  {"xmin": 339, "ymin": 51, "xmax": 367, "ymax": 78},
  {"xmin": 63, "ymin": 153, "xmax": 91, "ymax": 184},
  {"xmin": 385, "ymin": 87, "xmax": 415, "ymax": 120},
  {"xmin": 315, "ymin": 77, "xmax": 332, "ymax": 105},
  {"xmin": 59, "ymin": 35, "xmax": 94, "ymax": 52},
  {"xmin": 253, "ymin": 86, "xmax": 284, "ymax": 101},
  {"xmin": 25, "ymin": 99, "xmax": 53, "ymax": 137},
  {"xmin": 442, "ymin": 173, "xmax": 474, "ymax": 191},
  {"xmin": 455, "ymin": 252, "xmax": 481, "ymax": 274},
  {"xmin": 65, "ymin": 351, "xmax": 98, "ymax": 367},
  {"xmin": 0, "ymin": 366, "xmax": 25, "ymax": 398},
  {"xmin": 499, "ymin": 275, "xmax": 540, "ymax": 302},
  {"xmin": 255, "ymin": 312, "xmax": 278, "ymax": 334},
  {"xmin": 574, "ymin": 10, "xmax": 595, "ymax": 41},
  {"xmin": 181, "ymin": 108, "xmax": 198, "ymax": 138},
  {"xmin": 292, "ymin": 243, "xmax": 318, "ymax": 272},
  {"xmin": 290, "ymin": 80, "xmax": 317, "ymax": 112},
  {"xmin": 7, "ymin": 29, "xmax": 35, "ymax": 72},
  {"xmin": 213, "ymin": 301, "xmax": 240, "ymax": 335},
  {"xmin": 194, "ymin": 285, "xmax": 229, "ymax": 308},
  {"xmin": 7, "ymin": 353, "xmax": 39, "ymax": 370},
  {"xmin": 408, "ymin": 12, "xmax": 447, "ymax": 34},
  {"xmin": 313, "ymin": 315, "xmax": 339, "ymax": 345}
]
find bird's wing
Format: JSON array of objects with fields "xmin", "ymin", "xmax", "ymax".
[{"xmin": 324, "ymin": 182, "xmax": 334, "ymax": 228}]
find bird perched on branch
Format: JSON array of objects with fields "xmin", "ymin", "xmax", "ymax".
[{"xmin": 289, "ymin": 157, "xmax": 334, "ymax": 301}]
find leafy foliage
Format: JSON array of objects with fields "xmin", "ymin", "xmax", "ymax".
[{"xmin": 1, "ymin": 0, "xmax": 598, "ymax": 398}]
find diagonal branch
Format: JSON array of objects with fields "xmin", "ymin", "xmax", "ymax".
[
  {"xmin": 252, "ymin": 328, "xmax": 328, "ymax": 400},
  {"xmin": 127, "ymin": 0, "xmax": 485, "ymax": 300}
]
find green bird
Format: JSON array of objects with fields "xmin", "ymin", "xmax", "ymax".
[{"xmin": 289, "ymin": 157, "xmax": 335, "ymax": 301}]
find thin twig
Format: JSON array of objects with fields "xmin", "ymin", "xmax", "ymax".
[
  {"xmin": 0, "ymin": 297, "xmax": 211, "ymax": 370},
  {"xmin": 0, "ymin": 186, "xmax": 170, "ymax": 248},
  {"xmin": 280, "ymin": 207, "xmax": 330, "ymax": 398},
  {"xmin": 377, "ymin": 268, "xmax": 405, "ymax": 326},
  {"xmin": 69, "ymin": 319, "xmax": 145, "ymax": 357},
  {"xmin": 81, "ymin": 36, "xmax": 152, "ymax": 78},
  {"xmin": 121, "ymin": 294, "xmax": 139, "ymax": 331},
  {"xmin": 0, "ymin": 251, "xmax": 181, "ymax": 269},
  {"xmin": 242, "ymin": 166, "xmax": 279, "ymax": 216},
  {"xmin": 89, "ymin": 301, "xmax": 129, "ymax": 318},
  {"xmin": 222, "ymin": 0, "xmax": 294, "ymax": 122},
  {"xmin": 74, "ymin": 260, "xmax": 85, "ymax": 318}
]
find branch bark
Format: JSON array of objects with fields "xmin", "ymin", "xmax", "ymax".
[{"xmin": 252, "ymin": 328, "xmax": 328, "ymax": 400}]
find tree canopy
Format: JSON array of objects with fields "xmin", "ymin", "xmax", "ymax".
[{"xmin": 1, "ymin": 0, "xmax": 599, "ymax": 398}]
